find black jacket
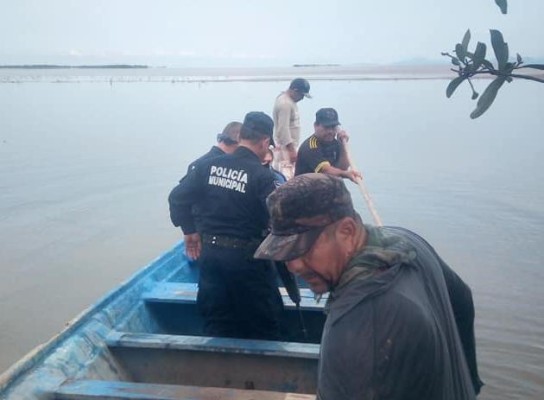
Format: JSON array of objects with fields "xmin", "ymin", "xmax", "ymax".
[
  {"xmin": 317, "ymin": 226, "xmax": 482, "ymax": 400},
  {"xmin": 169, "ymin": 146, "xmax": 277, "ymax": 239}
]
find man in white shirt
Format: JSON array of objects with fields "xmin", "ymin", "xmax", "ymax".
[{"xmin": 272, "ymin": 78, "xmax": 311, "ymax": 180}]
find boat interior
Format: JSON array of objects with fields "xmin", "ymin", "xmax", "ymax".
[{"xmin": 1, "ymin": 243, "xmax": 326, "ymax": 399}]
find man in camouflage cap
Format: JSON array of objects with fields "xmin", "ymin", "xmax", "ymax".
[{"xmin": 255, "ymin": 173, "xmax": 483, "ymax": 399}]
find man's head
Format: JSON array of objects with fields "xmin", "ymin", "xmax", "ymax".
[
  {"xmin": 240, "ymin": 111, "xmax": 275, "ymax": 160},
  {"xmin": 288, "ymin": 78, "xmax": 311, "ymax": 102},
  {"xmin": 255, "ymin": 173, "xmax": 364, "ymax": 293},
  {"xmin": 314, "ymin": 108, "xmax": 340, "ymax": 143},
  {"xmin": 216, "ymin": 121, "xmax": 242, "ymax": 153},
  {"xmin": 262, "ymin": 148, "xmax": 274, "ymax": 167}
]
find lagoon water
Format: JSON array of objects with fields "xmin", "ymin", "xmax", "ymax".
[{"xmin": 0, "ymin": 69, "xmax": 543, "ymax": 399}]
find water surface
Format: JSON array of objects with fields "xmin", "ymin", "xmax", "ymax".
[{"xmin": 0, "ymin": 70, "xmax": 543, "ymax": 399}]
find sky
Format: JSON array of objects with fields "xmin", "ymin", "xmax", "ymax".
[{"xmin": 1, "ymin": 0, "xmax": 543, "ymax": 67}]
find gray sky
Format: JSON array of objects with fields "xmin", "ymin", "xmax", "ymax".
[{"xmin": 1, "ymin": 0, "xmax": 543, "ymax": 66}]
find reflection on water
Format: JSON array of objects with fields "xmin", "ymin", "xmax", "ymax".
[{"xmin": 0, "ymin": 72, "xmax": 543, "ymax": 399}]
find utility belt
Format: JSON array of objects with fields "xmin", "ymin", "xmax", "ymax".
[{"xmin": 201, "ymin": 234, "xmax": 262, "ymax": 250}]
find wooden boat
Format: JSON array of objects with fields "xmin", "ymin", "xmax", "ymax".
[{"xmin": 0, "ymin": 241, "xmax": 326, "ymax": 400}]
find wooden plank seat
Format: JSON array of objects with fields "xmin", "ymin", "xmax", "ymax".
[
  {"xmin": 55, "ymin": 379, "xmax": 316, "ymax": 400},
  {"xmin": 143, "ymin": 282, "xmax": 327, "ymax": 311},
  {"xmin": 105, "ymin": 332, "xmax": 320, "ymax": 393}
]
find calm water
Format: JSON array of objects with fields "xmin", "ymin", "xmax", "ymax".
[{"xmin": 0, "ymin": 70, "xmax": 543, "ymax": 399}]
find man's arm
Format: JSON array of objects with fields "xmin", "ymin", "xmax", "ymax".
[
  {"xmin": 335, "ymin": 130, "xmax": 350, "ymax": 170},
  {"xmin": 319, "ymin": 163, "xmax": 361, "ymax": 183},
  {"xmin": 168, "ymin": 168, "xmax": 204, "ymax": 235},
  {"xmin": 274, "ymin": 101, "xmax": 294, "ymax": 147},
  {"xmin": 439, "ymin": 259, "xmax": 483, "ymax": 395}
]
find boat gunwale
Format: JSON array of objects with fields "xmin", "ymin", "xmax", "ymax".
[{"xmin": 0, "ymin": 241, "xmax": 186, "ymax": 395}]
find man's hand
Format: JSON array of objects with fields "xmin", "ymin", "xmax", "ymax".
[
  {"xmin": 343, "ymin": 169, "xmax": 363, "ymax": 183},
  {"xmin": 337, "ymin": 129, "xmax": 350, "ymax": 143},
  {"xmin": 184, "ymin": 233, "xmax": 202, "ymax": 261},
  {"xmin": 286, "ymin": 143, "xmax": 297, "ymax": 163}
]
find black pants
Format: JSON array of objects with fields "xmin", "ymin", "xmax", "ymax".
[{"xmin": 197, "ymin": 242, "xmax": 284, "ymax": 340}]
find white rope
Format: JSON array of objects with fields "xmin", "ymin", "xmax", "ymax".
[{"xmin": 343, "ymin": 140, "xmax": 383, "ymax": 227}]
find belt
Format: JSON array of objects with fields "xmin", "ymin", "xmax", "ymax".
[{"xmin": 201, "ymin": 234, "xmax": 260, "ymax": 249}]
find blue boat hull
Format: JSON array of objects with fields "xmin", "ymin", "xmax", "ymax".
[{"xmin": 0, "ymin": 242, "xmax": 326, "ymax": 399}]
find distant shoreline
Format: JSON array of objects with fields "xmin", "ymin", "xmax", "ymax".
[
  {"xmin": 0, "ymin": 64, "xmax": 149, "ymax": 69},
  {"xmin": 1, "ymin": 64, "xmax": 542, "ymax": 83}
]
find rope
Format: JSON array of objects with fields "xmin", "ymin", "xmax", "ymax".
[{"xmin": 342, "ymin": 139, "xmax": 383, "ymax": 227}]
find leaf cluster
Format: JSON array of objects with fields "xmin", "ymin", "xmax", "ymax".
[{"xmin": 442, "ymin": 1, "xmax": 544, "ymax": 118}]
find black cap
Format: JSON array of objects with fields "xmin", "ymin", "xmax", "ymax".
[
  {"xmin": 241, "ymin": 111, "xmax": 275, "ymax": 146},
  {"xmin": 254, "ymin": 173, "xmax": 356, "ymax": 261},
  {"xmin": 289, "ymin": 78, "xmax": 311, "ymax": 98},
  {"xmin": 315, "ymin": 108, "xmax": 340, "ymax": 127}
]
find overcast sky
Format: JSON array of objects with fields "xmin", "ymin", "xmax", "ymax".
[{"xmin": 1, "ymin": 0, "xmax": 543, "ymax": 66}]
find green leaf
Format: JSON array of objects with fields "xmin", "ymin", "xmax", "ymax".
[
  {"xmin": 490, "ymin": 29, "xmax": 509, "ymax": 71},
  {"xmin": 516, "ymin": 53, "xmax": 523, "ymax": 64},
  {"xmin": 462, "ymin": 30, "xmax": 471, "ymax": 52},
  {"xmin": 472, "ymin": 42, "xmax": 487, "ymax": 70},
  {"xmin": 451, "ymin": 58, "xmax": 461, "ymax": 66},
  {"xmin": 446, "ymin": 76, "xmax": 466, "ymax": 98},
  {"xmin": 523, "ymin": 64, "xmax": 544, "ymax": 70},
  {"xmin": 471, "ymin": 91, "xmax": 479, "ymax": 100},
  {"xmin": 455, "ymin": 43, "xmax": 466, "ymax": 61},
  {"xmin": 482, "ymin": 59, "xmax": 495, "ymax": 71},
  {"xmin": 470, "ymin": 77, "xmax": 506, "ymax": 119},
  {"xmin": 494, "ymin": 0, "xmax": 508, "ymax": 14}
]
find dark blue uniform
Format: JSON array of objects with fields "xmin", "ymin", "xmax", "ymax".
[
  {"xmin": 186, "ymin": 145, "xmax": 225, "ymax": 174},
  {"xmin": 169, "ymin": 146, "xmax": 283, "ymax": 339}
]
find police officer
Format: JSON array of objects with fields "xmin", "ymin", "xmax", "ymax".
[
  {"xmin": 186, "ymin": 121, "xmax": 242, "ymax": 174},
  {"xmin": 168, "ymin": 111, "xmax": 283, "ymax": 340}
]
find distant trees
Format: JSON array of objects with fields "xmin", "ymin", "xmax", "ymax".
[{"xmin": 443, "ymin": 0, "xmax": 544, "ymax": 118}]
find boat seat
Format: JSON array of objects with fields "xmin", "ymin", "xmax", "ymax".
[
  {"xmin": 143, "ymin": 282, "xmax": 326, "ymax": 311},
  {"xmin": 106, "ymin": 331, "xmax": 320, "ymax": 359},
  {"xmin": 104, "ymin": 332, "xmax": 320, "ymax": 393},
  {"xmin": 55, "ymin": 379, "xmax": 316, "ymax": 399}
]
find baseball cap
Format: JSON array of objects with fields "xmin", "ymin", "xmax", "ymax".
[
  {"xmin": 289, "ymin": 78, "xmax": 312, "ymax": 98},
  {"xmin": 315, "ymin": 108, "xmax": 340, "ymax": 127},
  {"xmin": 254, "ymin": 173, "xmax": 356, "ymax": 261},
  {"xmin": 241, "ymin": 111, "xmax": 275, "ymax": 146}
]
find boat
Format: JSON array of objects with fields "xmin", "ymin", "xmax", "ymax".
[{"xmin": 0, "ymin": 241, "xmax": 327, "ymax": 400}]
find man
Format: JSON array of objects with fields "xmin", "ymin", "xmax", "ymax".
[
  {"xmin": 295, "ymin": 107, "xmax": 361, "ymax": 182},
  {"xmin": 168, "ymin": 111, "xmax": 283, "ymax": 340},
  {"xmin": 186, "ymin": 121, "xmax": 242, "ymax": 173},
  {"xmin": 263, "ymin": 147, "xmax": 287, "ymax": 185},
  {"xmin": 272, "ymin": 78, "xmax": 311, "ymax": 180},
  {"xmin": 180, "ymin": 121, "xmax": 242, "ymax": 257},
  {"xmin": 255, "ymin": 174, "xmax": 483, "ymax": 399}
]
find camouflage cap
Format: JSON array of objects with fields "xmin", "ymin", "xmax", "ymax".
[{"xmin": 254, "ymin": 173, "xmax": 356, "ymax": 261}]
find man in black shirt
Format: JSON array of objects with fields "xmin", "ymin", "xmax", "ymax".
[
  {"xmin": 168, "ymin": 111, "xmax": 283, "ymax": 340},
  {"xmin": 295, "ymin": 107, "xmax": 360, "ymax": 182}
]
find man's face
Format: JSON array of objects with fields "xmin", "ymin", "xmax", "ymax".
[
  {"xmin": 286, "ymin": 223, "xmax": 346, "ymax": 294},
  {"xmin": 262, "ymin": 149, "xmax": 273, "ymax": 166},
  {"xmin": 258, "ymin": 137, "xmax": 273, "ymax": 162},
  {"xmin": 290, "ymin": 90, "xmax": 305, "ymax": 103},
  {"xmin": 314, "ymin": 123, "xmax": 338, "ymax": 142}
]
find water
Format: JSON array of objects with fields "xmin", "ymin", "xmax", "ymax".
[{"xmin": 1, "ymin": 69, "xmax": 543, "ymax": 399}]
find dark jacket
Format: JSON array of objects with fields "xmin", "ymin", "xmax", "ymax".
[
  {"xmin": 169, "ymin": 146, "xmax": 277, "ymax": 238},
  {"xmin": 317, "ymin": 225, "xmax": 482, "ymax": 400},
  {"xmin": 186, "ymin": 145, "xmax": 225, "ymax": 174}
]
